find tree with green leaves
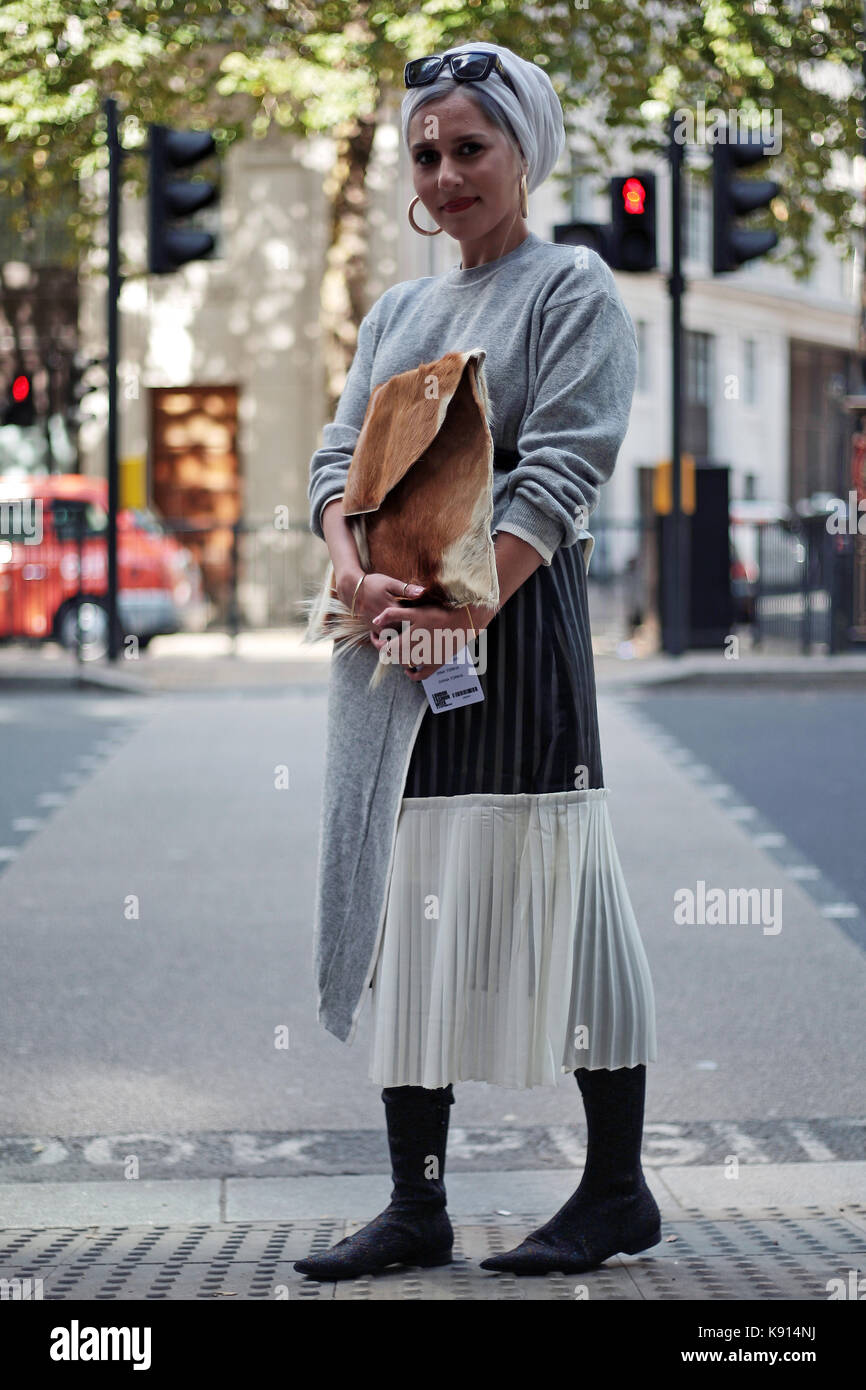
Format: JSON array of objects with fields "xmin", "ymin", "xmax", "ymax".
[{"xmin": 1, "ymin": 1, "xmax": 862, "ymax": 413}]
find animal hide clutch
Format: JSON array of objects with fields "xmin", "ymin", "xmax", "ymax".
[{"xmin": 301, "ymin": 347, "xmax": 500, "ymax": 688}]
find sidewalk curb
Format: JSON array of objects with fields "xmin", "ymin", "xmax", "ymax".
[
  {"xmin": 73, "ymin": 669, "xmax": 155, "ymax": 696},
  {"xmin": 2, "ymin": 633, "xmax": 866, "ymax": 695},
  {"xmin": 4, "ymin": 660, "xmax": 865, "ymax": 697},
  {"xmin": 592, "ymin": 653, "xmax": 866, "ymax": 692},
  {"xmin": 595, "ymin": 669, "xmax": 866, "ymax": 692},
  {"xmin": 2, "ymin": 1163, "xmax": 865, "ymax": 1229}
]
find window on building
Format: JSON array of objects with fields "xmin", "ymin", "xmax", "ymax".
[
  {"xmin": 743, "ymin": 338, "xmax": 757, "ymax": 406},
  {"xmin": 683, "ymin": 329, "xmax": 714, "ymax": 458},
  {"xmin": 790, "ymin": 340, "xmax": 859, "ymax": 501},
  {"xmin": 635, "ymin": 319, "xmax": 650, "ymax": 393},
  {"xmin": 682, "ymin": 172, "xmax": 711, "ymax": 268},
  {"xmin": 568, "ymin": 164, "xmax": 601, "ymax": 221},
  {"xmin": 51, "ymin": 499, "xmax": 109, "ymax": 541},
  {"xmin": 0, "ymin": 160, "xmax": 80, "ymax": 268},
  {"xmin": 840, "ymin": 247, "xmax": 857, "ymax": 301}
]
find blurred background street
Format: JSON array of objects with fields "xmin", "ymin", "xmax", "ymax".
[{"xmin": 1, "ymin": 0, "xmax": 865, "ymax": 1306}]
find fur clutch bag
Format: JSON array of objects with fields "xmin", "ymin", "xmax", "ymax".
[{"xmin": 301, "ymin": 347, "xmax": 500, "ymax": 687}]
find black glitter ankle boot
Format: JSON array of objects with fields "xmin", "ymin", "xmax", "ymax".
[
  {"xmin": 480, "ymin": 1064, "xmax": 661, "ymax": 1275},
  {"xmin": 294, "ymin": 1084, "xmax": 455, "ymax": 1280}
]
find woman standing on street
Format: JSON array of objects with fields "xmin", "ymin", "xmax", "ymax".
[{"xmin": 295, "ymin": 40, "xmax": 660, "ymax": 1280}]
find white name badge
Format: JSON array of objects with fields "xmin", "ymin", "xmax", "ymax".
[{"xmin": 421, "ymin": 643, "xmax": 484, "ymax": 713}]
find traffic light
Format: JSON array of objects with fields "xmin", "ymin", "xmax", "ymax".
[
  {"xmin": 553, "ymin": 222, "xmax": 610, "ymax": 259},
  {"xmin": 2, "ymin": 372, "xmax": 35, "ymax": 427},
  {"xmin": 712, "ymin": 132, "xmax": 780, "ymax": 273},
  {"xmin": 555, "ymin": 171, "xmax": 656, "ymax": 272},
  {"xmin": 609, "ymin": 173, "xmax": 657, "ymax": 272},
  {"xmin": 68, "ymin": 351, "xmax": 107, "ymax": 428},
  {"xmin": 653, "ymin": 456, "xmax": 696, "ymax": 515},
  {"xmin": 148, "ymin": 125, "xmax": 219, "ymax": 275}
]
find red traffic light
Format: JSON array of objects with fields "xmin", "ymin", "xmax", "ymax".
[
  {"xmin": 609, "ymin": 173, "xmax": 657, "ymax": 271},
  {"xmin": 622, "ymin": 178, "xmax": 647, "ymax": 215},
  {"xmin": 2, "ymin": 372, "xmax": 36, "ymax": 426}
]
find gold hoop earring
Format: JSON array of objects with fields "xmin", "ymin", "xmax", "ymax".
[
  {"xmin": 408, "ymin": 195, "xmax": 443, "ymax": 236},
  {"xmin": 519, "ymin": 173, "xmax": 529, "ymax": 219}
]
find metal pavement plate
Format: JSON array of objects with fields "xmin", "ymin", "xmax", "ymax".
[{"xmin": 1, "ymin": 1209, "xmax": 863, "ymax": 1301}]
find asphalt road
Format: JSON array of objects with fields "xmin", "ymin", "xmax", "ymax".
[
  {"xmin": 0, "ymin": 691, "xmax": 140, "ymax": 861},
  {"xmin": 0, "ymin": 678, "xmax": 863, "ymax": 1176},
  {"xmin": 635, "ymin": 688, "xmax": 866, "ymax": 922}
]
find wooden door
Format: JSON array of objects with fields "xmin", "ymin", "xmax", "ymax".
[{"xmin": 150, "ymin": 385, "xmax": 240, "ymax": 611}]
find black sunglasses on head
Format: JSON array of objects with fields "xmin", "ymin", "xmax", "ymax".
[{"xmin": 404, "ymin": 50, "xmax": 519, "ymax": 100}]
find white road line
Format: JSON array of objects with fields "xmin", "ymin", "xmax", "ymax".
[
  {"xmin": 712, "ymin": 1123, "xmax": 772, "ymax": 1165},
  {"xmin": 36, "ymin": 792, "xmax": 67, "ymax": 807},
  {"xmin": 546, "ymin": 1126, "xmax": 587, "ymax": 1169},
  {"xmin": 785, "ymin": 1123, "xmax": 837, "ymax": 1162}
]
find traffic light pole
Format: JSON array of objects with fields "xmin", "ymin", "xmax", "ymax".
[
  {"xmin": 860, "ymin": 0, "xmax": 866, "ymax": 383},
  {"xmin": 105, "ymin": 96, "xmax": 121, "ymax": 663},
  {"xmin": 664, "ymin": 109, "xmax": 689, "ymax": 656}
]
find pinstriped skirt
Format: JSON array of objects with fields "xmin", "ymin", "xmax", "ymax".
[{"xmin": 367, "ymin": 462, "xmax": 657, "ymax": 1089}]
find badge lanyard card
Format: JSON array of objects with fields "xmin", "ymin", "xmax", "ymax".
[{"xmin": 421, "ymin": 641, "xmax": 484, "ymax": 713}]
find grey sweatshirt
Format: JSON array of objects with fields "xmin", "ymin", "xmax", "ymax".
[{"xmin": 307, "ymin": 231, "xmax": 638, "ymax": 567}]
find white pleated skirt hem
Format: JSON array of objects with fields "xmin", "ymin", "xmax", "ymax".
[{"xmin": 367, "ymin": 788, "xmax": 657, "ymax": 1090}]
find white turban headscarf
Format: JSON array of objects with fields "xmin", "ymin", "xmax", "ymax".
[{"xmin": 400, "ymin": 41, "xmax": 566, "ymax": 195}]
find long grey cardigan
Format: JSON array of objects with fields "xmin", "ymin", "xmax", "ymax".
[{"xmin": 306, "ymin": 235, "xmax": 638, "ymax": 1044}]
